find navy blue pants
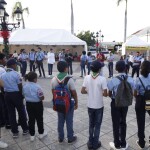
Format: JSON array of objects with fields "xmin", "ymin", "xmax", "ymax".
[
  {"xmin": 88, "ymin": 107, "xmax": 103, "ymax": 149},
  {"xmin": 48, "ymin": 64, "xmax": 53, "ymax": 75},
  {"xmin": 36, "ymin": 60, "xmax": 45, "ymax": 77},
  {"xmin": 67, "ymin": 62, "xmax": 73, "ymax": 75},
  {"xmin": 30, "ymin": 60, "xmax": 35, "ymax": 72},
  {"xmin": 5, "ymin": 92, "xmax": 28, "ymax": 134},
  {"xmin": 108, "ymin": 62, "xmax": 113, "ymax": 77},
  {"xmin": 111, "ymin": 100, "xmax": 128, "ymax": 148},
  {"xmin": 21, "ymin": 61, "xmax": 27, "ymax": 77}
]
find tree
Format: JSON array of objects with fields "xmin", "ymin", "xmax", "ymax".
[
  {"xmin": 11, "ymin": 2, "xmax": 29, "ymax": 29},
  {"xmin": 76, "ymin": 31, "xmax": 95, "ymax": 46},
  {"xmin": 117, "ymin": 0, "xmax": 128, "ymax": 42}
]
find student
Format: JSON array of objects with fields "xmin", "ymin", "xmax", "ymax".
[
  {"xmin": 23, "ymin": 72, "xmax": 47, "ymax": 141},
  {"xmin": 81, "ymin": 60, "xmax": 107, "ymax": 150},
  {"xmin": 80, "ymin": 51, "xmax": 87, "ymax": 77},
  {"xmin": 107, "ymin": 52, "xmax": 114, "ymax": 78},
  {"xmin": 1, "ymin": 58, "xmax": 28, "ymax": 138},
  {"xmin": 28, "ymin": 49, "xmax": 36, "ymax": 72},
  {"xmin": 107, "ymin": 60, "xmax": 134, "ymax": 150},
  {"xmin": 134, "ymin": 61, "xmax": 150, "ymax": 149},
  {"xmin": 87, "ymin": 52, "xmax": 93, "ymax": 75},
  {"xmin": 51, "ymin": 61, "xmax": 78, "ymax": 144}
]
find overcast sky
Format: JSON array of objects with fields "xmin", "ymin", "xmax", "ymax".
[{"xmin": 6, "ymin": 0, "xmax": 150, "ymax": 42}]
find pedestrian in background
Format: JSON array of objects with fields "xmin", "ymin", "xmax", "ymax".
[
  {"xmin": 18, "ymin": 49, "xmax": 28, "ymax": 77},
  {"xmin": 59, "ymin": 49, "xmax": 65, "ymax": 61},
  {"xmin": 12, "ymin": 50, "xmax": 18, "ymax": 60},
  {"xmin": 36, "ymin": 47, "xmax": 45, "ymax": 78},
  {"xmin": 47, "ymin": 48, "xmax": 55, "ymax": 78},
  {"xmin": 80, "ymin": 51, "xmax": 87, "ymax": 77},
  {"xmin": 23, "ymin": 72, "xmax": 47, "ymax": 141},
  {"xmin": 87, "ymin": 52, "xmax": 93, "ymax": 75},
  {"xmin": 28, "ymin": 49, "xmax": 36, "ymax": 72},
  {"xmin": 107, "ymin": 52, "xmax": 114, "ymax": 78}
]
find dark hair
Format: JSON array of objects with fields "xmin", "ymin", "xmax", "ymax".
[
  {"xmin": 140, "ymin": 61, "xmax": 150, "ymax": 78},
  {"xmin": 82, "ymin": 51, "xmax": 86, "ymax": 55},
  {"xmin": 24, "ymin": 72, "xmax": 37, "ymax": 82},
  {"xmin": 57, "ymin": 61, "xmax": 68, "ymax": 72},
  {"xmin": 87, "ymin": 52, "xmax": 91, "ymax": 56},
  {"xmin": 116, "ymin": 60, "xmax": 126, "ymax": 72},
  {"xmin": 0, "ymin": 53, "xmax": 5, "ymax": 60}
]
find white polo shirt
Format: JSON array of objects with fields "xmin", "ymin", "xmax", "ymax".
[{"xmin": 82, "ymin": 75, "xmax": 107, "ymax": 109}]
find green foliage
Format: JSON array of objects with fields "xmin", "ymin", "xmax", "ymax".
[{"xmin": 76, "ymin": 31, "xmax": 96, "ymax": 46}]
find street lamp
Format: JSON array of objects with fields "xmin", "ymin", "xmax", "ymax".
[
  {"xmin": 0, "ymin": 0, "xmax": 22, "ymax": 57},
  {"xmin": 96, "ymin": 32, "xmax": 99, "ymax": 53},
  {"xmin": 101, "ymin": 34, "xmax": 104, "ymax": 42}
]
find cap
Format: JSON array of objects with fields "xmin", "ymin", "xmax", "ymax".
[
  {"xmin": 7, "ymin": 58, "xmax": 19, "ymax": 66},
  {"xmin": 90, "ymin": 61, "xmax": 102, "ymax": 72}
]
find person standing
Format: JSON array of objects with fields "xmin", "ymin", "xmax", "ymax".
[
  {"xmin": 128, "ymin": 52, "xmax": 134, "ymax": 69},
  {"xmin": 23, "ymin": 72, "xmax": 47, "ymax": 141},
  {"xmin": 12, "ymin": 50, "xmax": 18, "ymax": 60},
  {"xmin": 59, "ymin": 49, "xmax": 65, "ymax": 61},
  {"xmin": 1, "ymin": 58, "xmax": 28, "ymax": 138},
  {"xmin": 80, "ymin": 51, "xmax": 87, "ymax": 77},
  {"xmin": 18, "ymin": 49, "xmax": 28, "ymax": 77},
  {"xmin": 65, "ymin": 49, "xmax": 73, "ymax": 75},
  {"xmin": 81, "ymin": 61, "xmax": 107, "ymax": 150},
  {"xmin": 108, "ymin": 61, "xmax": 134, "ymax": 150},
  {"xmin": 51, "ymin": 61, "xmax": 78, "ymax": 144},
  {"xmin": 107, "ymin": 52, "xmax": 114, "ymax": 78},
  {"xmin": 28, "ymin": 49, "xmax": 36, "ymax": 72},
  {"xmin": 36, "ymin": 47, "xmax": 45, "ymax": 78},
  {"xmin": 87, "ymin": 52, "xmax": 93, "ymax": 75},
  {"xmin": 132, "ymin": 52, "xmax": 141, "ymax": 78},
  {"xmin": 134, "ymin": 61, "xmax": 150, "ymax": 149},
  {"xmin": 47, "ymin": 48, "xmax": 55, "ymax": 77},
  {"xmin": 97, "ymin": 52, "xmax": 105, "ymax": 76}
]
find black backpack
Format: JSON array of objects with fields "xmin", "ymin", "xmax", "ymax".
[
  {"xmin": 139, "ymin": 77, "xmax": 150, "ymax": 110},
  {"xmin": 115, "ymin": 76, "xmax": 133, "ymax": 107}
]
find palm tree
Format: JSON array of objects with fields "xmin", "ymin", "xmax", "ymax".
[
  {"xmin": 11, "ymin": 2, "xmax": 29, "ymax": 29},
  {"xmin": 117, "ymin": 0, "xmax": 128, "ymax": 42}
]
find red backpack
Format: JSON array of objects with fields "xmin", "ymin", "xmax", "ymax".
[{"xmin": 53, "ymin": 77, "xmax": 71, "ymax": 114}]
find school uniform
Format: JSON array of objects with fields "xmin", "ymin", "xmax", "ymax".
[
  {"xmin": 135, "ymin": 75, "xmax": 150, "ymax": 148},
  {"xmin": 23, "ymin": 82, "xmax": 44, "ymax": 136},
  {"xmin": 107, "ymin": 73, "xmax": 134, "ymax": 148},
  {"xmin": 87, "ymin": 56, "xmax": 93, "ymax": 75},
  {"xmin": 36, "ymin": 51, "xmax": 45, "ymax": 77},
  {"xmin": 19, "ymin": 53, "xmax": 28, "ymax": 77},
  {"xmin": 107, "ymin": 55, "xmax": 114, "ymax": 77},
  {"xmin": 132, "ymin": 56, "xmax": 141, "ymax": 78},
  {"xmin": 1, "ymin": 68, "xmax": 28, "ymax": 135},
  {"xmin": 29, "ymin": 51, "xmax": 36, "ymax": 72}
]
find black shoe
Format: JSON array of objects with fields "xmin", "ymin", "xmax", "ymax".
[
  {"xmin": 93, "ymin": 141, "xmax": 101, "ymax": 150},
  {"xmin": 87, "ymin": 141, "xmax": 93, "ymax": 150},
  {"xmin": 23, "ymin": 130, "xmax": 29, "ymax": 135},
  {"xmin": 39, "ymin": 75, "xmax": 42, "ymax": 77},
  {"xmin": 5, "ymin": 124, "xmax": 11, "ymax": 129},
  {"xmin": 136, "ymin": 140, "xmax": 144, "ymax": 149},
  {"xmin": 58, "ymin": 139, "xmax": 64, "ymax": 143},
  {"xmin": 68, "ymin": 136, "xmax": 77, "ymax": 144}
]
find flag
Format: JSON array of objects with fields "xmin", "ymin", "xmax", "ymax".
[{"xmin": 71, "ymin": 0, "xmax": 74, "ymax": 34}]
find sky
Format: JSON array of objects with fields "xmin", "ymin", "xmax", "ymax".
[{"xmin": 5, "ymin": 0, "xmax": 150, "ymax": 42}]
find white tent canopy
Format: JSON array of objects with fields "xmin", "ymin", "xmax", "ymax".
[
  {"xmin": 122, "ymin": 35, "xmax": 150, "ymax": 55},
  {"xmin": 0, "ymin": 29, "xmax": 87, "ymax": 46}
]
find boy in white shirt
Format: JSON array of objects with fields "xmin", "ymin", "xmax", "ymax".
[{"xmin": 81, "ymin": 61, "xmax": 107, "ymax": 150}]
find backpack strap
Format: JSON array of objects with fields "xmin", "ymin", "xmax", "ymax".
[
  {"xmin": 116, "ymin": 75, "xmax": 127, "ymax": 81},
  {"xmin": 63, "ymin": 77, "xmax": 71, "ymax": 85},
  {"xmin": 139, "ymin": 77, "xmax": 146, "ymax": 91}
]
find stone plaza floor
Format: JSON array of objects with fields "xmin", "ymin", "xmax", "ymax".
[{"xmin": 1, "ymin": 62, "xmax": 150, "ymax": 150}]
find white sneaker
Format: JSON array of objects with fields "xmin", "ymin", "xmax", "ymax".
[
  {"xmin": 30, "ymin": 136, "xmax": 35, "ymax": 142},
  {"xmin": 0, "ymin": 140, "xmax": 8, "ymax": 148},
  {"xmin": 109, "ymin": 142, "xmax": 122, "ymax": 150},
  {"xmin": 39, "ymin": 131, "xmax": 47, "ymax": 139}
]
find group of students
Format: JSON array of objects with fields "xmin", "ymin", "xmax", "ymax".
[{"xmin": 0, "ymin": 51, "xmax": 150, "ymax": 150}]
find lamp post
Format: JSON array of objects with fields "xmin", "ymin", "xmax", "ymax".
[
  {"xmin": 0, "ymin": 0, "xmax": 22, "ymax": 57},
  {"xmin": 101, "ymin": 34, "xmax": 104, "ymax": 42},
  {"xmin": 96, "ymin": 32, "xmax": 99, "ymax": 53}
]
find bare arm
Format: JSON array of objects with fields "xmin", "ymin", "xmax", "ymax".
[
  {"xmin": 70, "ymin": 90, "xmax": 78, "ymax": 110},
  {"xmin": 81, "ymin": 87, "xmax": 87, "ymax": 94},
  {"xmin": 103, "ymin": 89, "xmax": 107, "ymax": 97},
  {"xmin": 108, "ymin": 90, "xmax": 112, "ymax": 97},
  {"xmin": 39, "ymin": 96, "xmax": 44, "ymax": 101}
]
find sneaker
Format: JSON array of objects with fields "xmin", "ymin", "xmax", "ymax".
[
  {"xmin": 0, "ymin": 140, "xmax": 8, "ymax": 148},
  {"xmin": 109, "ymin": 142, "xmax": 121, "ymax": 150},
  {"xmin": 136, "ymin": 140, "xmax": 144, "ymax": 149},
  {"xmin": 13, "ymin": 133, "xmax": 19, "ymax": 138},
  {"xmin": 30, "ymin": 136, "xmax": 35, "ymax": 142},
  {"xmin": 39, "ymin": 131, "xmax": 47, "ymax": 139},
  {"xmin": 23, "ymin": 130, "xmax": 29, "ymax": 135},
  {"xmin": 68, "ymin": 136, "xmax": 77, "ymax": 144},
  {"xmin": 121, "ymin": 143, "xmax": 129, "ymax": 150},
  {"xmin": 87, "ymin": 141, "xmax": 93, "ymax": 150},
  {"xmin": 93, "ymin": 141, "xmax": 101, "ymax": 150}
]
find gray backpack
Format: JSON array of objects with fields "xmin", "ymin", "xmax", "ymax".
[{"xmin": 115, "ymin": 76, "xmax": 133, "ymax": 107}]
